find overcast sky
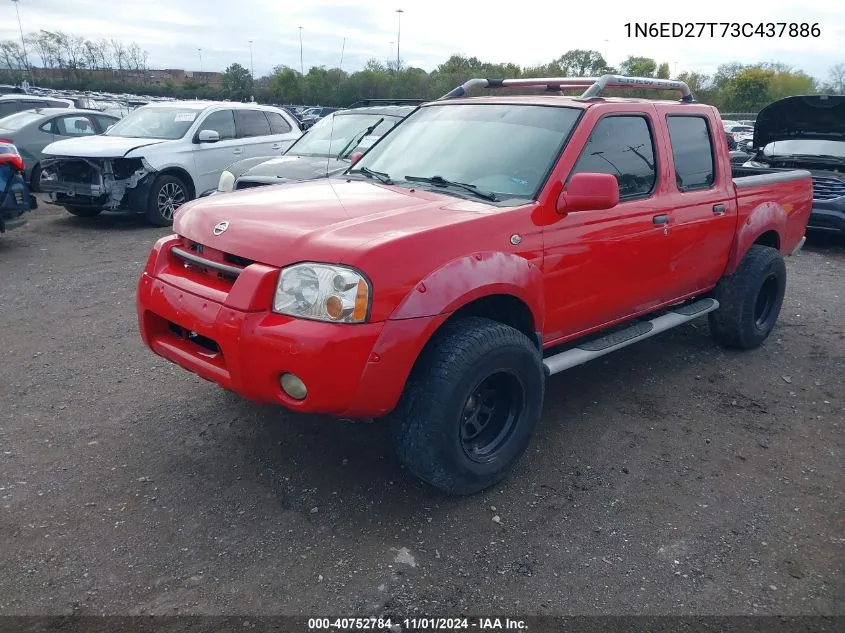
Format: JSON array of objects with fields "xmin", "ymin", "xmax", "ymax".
[{"xmin": 1, "ymin": 0, "xmax": 843, "ymax": 81}]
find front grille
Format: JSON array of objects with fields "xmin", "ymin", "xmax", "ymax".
[
  {"xmin": 811, "ymin": 176, "xmax": 845, "ymax": 201},
  {"xmin": 172, "ymin": 239, "xmax": 256, "ymax": 284}
]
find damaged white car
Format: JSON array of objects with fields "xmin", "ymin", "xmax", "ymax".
[{"xmin": 39, "ymin": 100, "xmax": 302, "ymax": 225}]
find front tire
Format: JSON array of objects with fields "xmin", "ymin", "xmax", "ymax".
[
  {"xmin": 146, "ymin": 174, "xmax": 189, "ymax": 227},
  {"xmin": 29, "ymin": 164, "xmax": 42, "ymax": 193},
  {"xmin": 389, "ymin": 317, "xmax": 545, "ymax": 495},
  {"xmin": 708, "ymin": 245, "xmax": 786, "ymax": 349}
]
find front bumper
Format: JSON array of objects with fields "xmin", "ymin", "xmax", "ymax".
[
  {"xmin": 807, "ymin": 206, "xmax": 845, "ymax": 236},
  {"xmin": 137, "ymin": 265, "xmax": 446, "ymax": 418}
]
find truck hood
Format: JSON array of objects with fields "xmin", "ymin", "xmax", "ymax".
[
  {"xmin": 240, "ymin": 154, "xmax": 347, "ymax": 183},
  {"xmin": 42, "ymin": 135, "xmax": 167, "ymax": 159},
  {"xmin": 753, "ymin": 95, "xmax": 845, "ymax": 148},
  {"xmin": 174, "ymin": 178, "xmax": 491, "ymax": 267}
]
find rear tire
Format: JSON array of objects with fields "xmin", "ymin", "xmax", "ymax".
[
  {"xmin": 389, "ymin": 317, "xmax": 545, "ymax": 496},
  {"xmin": 64, "ymin": 205, "xmax": 103, "ymax": 218},
  {"xmin": 146, "ymin": 174, "xmax": 189, "ymax": 227},
  {"xmin": 708, "ymin": 245, "xmax": 786, "ymax": 349}
]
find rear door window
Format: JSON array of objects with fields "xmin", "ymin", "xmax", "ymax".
[
  {"xmin": 667, "ymin": 115, "xmax": 716, "ymax": 191},
  {"xmin": 236, "ymin": 110, "xmax": 272, "ymax": 138}
]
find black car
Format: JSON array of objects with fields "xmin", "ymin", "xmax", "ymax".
[
  {"xmin": 740, "ymin": 95, "xmax": 845, "ymax": 237},
  {"xmin": 208, "ymin": 100, "xmax": 424, "ymax": 196}
]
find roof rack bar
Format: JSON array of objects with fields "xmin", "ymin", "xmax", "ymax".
[
  {"xmin": 439, "ymin": 74, "xmax": 694, "ymax": 102},
  {"xmin": 580, "ymin": 75, "xmax": 693, "ymax": 102},
  {"xmin": 347, "ymin": 98, "xmax": 427, "ymax": 108}
]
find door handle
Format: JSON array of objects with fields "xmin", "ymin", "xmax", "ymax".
[
  {"xmin": 271, "ymin": 143, "xmax": 283, "ymax": 150},
  {"xmin": 652, "ymin": 214, "xmax": 670, "ymax": 225},
  {"xmin": 232, "ymin": 148, "xmax": 244, "ymax": 155},
  {"xmin": 713, "ymin": 204, "xmax": 726, "ymax": 215}
]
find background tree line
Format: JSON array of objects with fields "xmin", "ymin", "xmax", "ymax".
[{"xmin": 2, "ymin": 30, "xmax": 844, "ymax": 112}]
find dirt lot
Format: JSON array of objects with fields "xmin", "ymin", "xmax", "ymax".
[{"xmin": 0, "ymin": 200, "xmax": 843, "ymax": 618}]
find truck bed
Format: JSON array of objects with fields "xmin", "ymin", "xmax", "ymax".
[{"xmin": 730, "ymin": 167, "xmax": 813, "ymax": 257}]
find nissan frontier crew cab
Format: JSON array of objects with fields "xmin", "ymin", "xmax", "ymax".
[{"xmin": 137, "ymin": 75, "xmax": 813, "ymax": 495}]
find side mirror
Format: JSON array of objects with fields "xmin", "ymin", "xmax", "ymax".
[
  {"xmin": 197, "ymin": 129, "xmax": 220, "ymax": 143},
  {"xmin": 349, "ymin": 151, "xmax": 364, "ymax": 165},
  {"xmin": 557, "ymin": 172, "xmax": 620, "ymax": 213}
]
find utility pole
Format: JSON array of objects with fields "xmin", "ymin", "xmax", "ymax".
[
  {"xmin": 10, "ymin": 0, "xmax": 31, "ymax": 82},
  {"xmin": 396, "ymin": 8, "xmax": 403, "ymax": 70},
  {"xmin": 198, "ymin": 48, "xmax": 203, "ymax": 73},
  {"xmin": 339, "ymin": 37, "xmax": 346, "ymax": 71},
  {"xmin": 249, "ymin": 40, "xmax": 254, "ymax": 101},
  {"xmin": 298, "ymin": 26, "xmax": 304, "ymax": 75}
]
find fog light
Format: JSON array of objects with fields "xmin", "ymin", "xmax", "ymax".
[{"xmin": 280, "ymin": 373, "xmax": 307, "ymax": 400}]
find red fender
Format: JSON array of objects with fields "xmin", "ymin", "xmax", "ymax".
[
  {"xmin": 724, "ymin": 201, "xmax": 786, "ymax": 276},
  {"xmin": 389, "ymin": 250, "xmax": 545, "ymax": 325}
]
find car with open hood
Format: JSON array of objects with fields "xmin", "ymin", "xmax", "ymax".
[
  {"xmin": 209, "ymin": 100, "xmax": 424, "ymax": 196},
  {"xmin": 741, "ymin": 95, "xmax": 845, "ymax": 236},
  {"xmin": 38, "ymin": 101, "xmax": 302, "ymax": 226}
]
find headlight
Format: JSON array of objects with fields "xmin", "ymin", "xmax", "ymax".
[
  {"xmin": 273, "ymin": 263, "xmax": 371, "ymax": 323},
  {"xmin": 217, "ymin": 170, "xmax": 235, "ymax": 193},
  {"xmin": 742, "ymin": 160, "xmax": 767, "ymax": 167}
]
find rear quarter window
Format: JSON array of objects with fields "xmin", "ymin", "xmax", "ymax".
[{"xmin": 266, "ymin": 112, "xmax": 292, "ymax": 134}]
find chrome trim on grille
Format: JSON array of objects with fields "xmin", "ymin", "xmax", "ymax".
[{"xmin": 171, "ymin": 246, "xmax": 243, "ymax": 278}]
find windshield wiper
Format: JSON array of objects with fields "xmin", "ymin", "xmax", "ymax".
[
  {"xmin": 404, "ymin": 175, "xmax": 498, "ymax": 201},
  {"xmin": 337, "ymin": 117, "xmax": 384, "ymax": 158},
  {"xmin": 348, "ymin": 166, "xmax": 393, "ymax": 184}
]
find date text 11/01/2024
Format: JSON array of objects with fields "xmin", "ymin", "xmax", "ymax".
[
  {"xmin": 307, "ymin": 617, "xmax": 528, "ymax": 630},
  {"xmin": 624, "ymin": 22, "xmax": 821, "ymax": 38}
]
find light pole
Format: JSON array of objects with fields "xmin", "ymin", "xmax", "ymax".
[
  {"xmin": 198, "ymin": 48, "xmax": 203, "ymax": 73},
  {"xmin": 604, "ymin": 39, "xmax": 609, "ymax": 66},
  {"xmin": 248, "ymin": 40, "xmax": 254, "ymax": 101},
  {"xmin": 395, "ymin": 8, "xmax": 403, "ymax": 69},
  {"xmin": 249, "ymin": 40, "xmax": 254, "ymax": 78},
  {"xmin": 10, "ymin": 0, "xmax": 31, "ymax": 81},
  {"xmin": 298, "ymin": 26, "xmax": 304, "ymax": 75}
]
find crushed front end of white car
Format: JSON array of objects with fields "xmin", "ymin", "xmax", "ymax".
[{"xmin": 39, "ymin": 155, "xmax": 155, "ymax": 212}]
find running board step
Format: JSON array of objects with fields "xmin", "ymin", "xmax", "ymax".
[{"xmin": 542, "ymin": 298, "xmax": 719, "ymax": 376}]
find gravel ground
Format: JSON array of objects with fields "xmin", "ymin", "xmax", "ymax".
[{"xmin": 0, "ymin": 200, "xmax": 843, "ymax": 617}]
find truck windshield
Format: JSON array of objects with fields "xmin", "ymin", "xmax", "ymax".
[
  {"xmin": 351, "ymin": 104, "xmax": 582, "ymax": 200},
  {"xmin": 290, "ymin": 112, "xmax": 399, "ymax": 158},
  {"xmin": 104, "ymin": 107, "xmax": 200, "ymax": 139}
]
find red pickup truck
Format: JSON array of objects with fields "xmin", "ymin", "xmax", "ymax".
[{"xmin": 137, "ymin": 75, "xmax": 812, "ymax": 495}]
